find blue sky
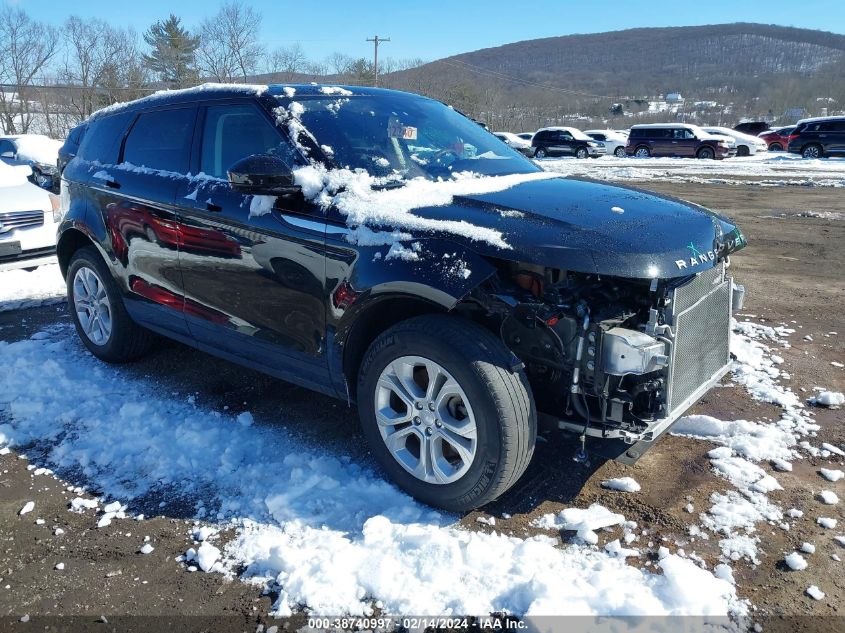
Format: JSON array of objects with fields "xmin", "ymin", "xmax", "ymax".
[{"xmin": 11, "ymin": 0, "xmax": 845, "ymax": 62}]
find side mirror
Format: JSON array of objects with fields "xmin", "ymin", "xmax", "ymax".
[
  {"xmin": 227, "ymin": 154, "xmax": 299, "ymax": 195},
  {"xmin": 1, "ymin": 151, "xmax": 15, "ymax": 158}
]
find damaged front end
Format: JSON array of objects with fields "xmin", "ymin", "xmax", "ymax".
[{"xmin": 463, "ymin": 259, "xmax": 745, "ymax": 464}]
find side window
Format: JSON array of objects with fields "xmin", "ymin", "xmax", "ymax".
[
  {"xmin": 592, "ymin": 134, "xmax": 605, "ymax": 141},
  {"xmin": 122, "ymin": 107, "xmax": 196, "ymax": 173},
  {"xmin": 200, "ymin": 103, "xmax": 299, "ymax": 179},
  {"xmin": 77, "ymin": 112, "xmax": 134, "ymax": 165},
  {"xmin": 831, "ymin": 121, "xmax": 845, "ymax": 132},
  {"xmin": 559, "ymin": 131, "xmax": 574, "ymax": 141},
  {"xmin": 535, "ymin": 131, "xmax": 550, "ymax": 142},
  {"xmin": 0, "ymin": 139, "xmax": 16, "ymax": 157}
]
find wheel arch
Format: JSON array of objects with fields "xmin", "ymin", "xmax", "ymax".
[{"xmin": 57, "ymin": 226, "xmax": 98, "ymax": 278}]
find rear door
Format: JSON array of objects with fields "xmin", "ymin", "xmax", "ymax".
[
  {"xmin": 172, "ymin": 99, "xmax": 331, "ymax": 391},
  {"xmin": 556, "ymin": 130, "xmax": 576, "ymax": 155},
  {"xmin": 827, "ymin": 121, "xmax": 845, "ymax": 153},
  {"xmin": 87, "ymin": 106, "xmax": 197, "ymax": 336}
]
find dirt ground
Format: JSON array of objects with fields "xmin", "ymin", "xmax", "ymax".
[{"xmin": 1, "ymin": 181, "xmax": 843, "ymax": 628}]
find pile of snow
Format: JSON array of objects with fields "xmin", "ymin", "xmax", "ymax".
[
  {"xmin": 13, "ymin": 135, "xmax": 62, "ymax": 165},
  {"xmin": 600, "ymin": 477, "xmax": 641, "ymax": 493},
  {"xmin": 532, "ymin": 504, "xmax": 625, "ymax": 545},
  {"xmin": 806, "ymin": 585, "xmax": 825, "ymax": 601},
  {"xmin": 784, "ymin": 552, "xmax": 808, "ymax": 571},
  {"xmin": 819, "ymin": 468, "xmax": 844, "ymax": 482},
  {"xmin": 0, "ymin": 265, "xmax": 66, "ymax": 312},
  {"xmin": 818, "ymin": 491, "xmax": 839, "ymax": 505},
  {"xmin": 673, "ymin": 414, "xmax": 796, "ymax": 462},
  {"xmin": 817, "ymin": 517, "xmax": 837, "ymax": 529},
  {"xmin": 810, "ymin": 391, "xmax": 845, "ymax": 408},
  {"xmin": 0, "ymin": 328, "xmax": 746, "ymax": 618}
]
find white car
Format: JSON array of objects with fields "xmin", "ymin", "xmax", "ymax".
[
  {"xmin": 584, "ymin": 129, "xmax": 629, "ymax": 158},
  {"xmin": 0, "ymin": 162, "xmax": 60, "ymax": 272},
  {"xmin": 0, "ymin": 134, "xmax": 62, "ymax": 191},
  {"xmin": 515, "ymin": 132, "xmax": 534, "ymax": 142},
  {"xmin": 493, "ymin": 132, "xmax": 533, "ymax": 155},
  {"xmin": 700, "ymin": 126, "xmax": 768, "ymax": 156}
]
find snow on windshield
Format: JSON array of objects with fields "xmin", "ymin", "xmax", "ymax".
[
  {"xmin": 277, "ymin": 93, "xmax": 556, "ymax": 252},
  {"xmin": 12, "ymin": 135, "xmax": 62, "ymax": 165}
]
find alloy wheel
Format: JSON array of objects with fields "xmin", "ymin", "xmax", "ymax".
[
  {"xmin": 374, "ymin": 355, "xmax": 478, "ymax": 484},
  {"xmin": 73, "ymin": 266, "xmax": 113, "ymax": 346}
]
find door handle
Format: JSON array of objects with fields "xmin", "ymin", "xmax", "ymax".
[
  {"xmin": 671, "ymin": 141, "xmax": 678, "ymax": 144},
  {"xmin": 205, "ymin": 202, "xmax": 222, "ymax": 212},
  {"xmin": 105, "ymin": 179, "xmax": 121, "ymax": 189}
]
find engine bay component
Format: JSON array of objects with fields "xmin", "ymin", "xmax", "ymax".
[{"xmin": 600, "ymin": 328, "xmax": 668, "ymax": 376}]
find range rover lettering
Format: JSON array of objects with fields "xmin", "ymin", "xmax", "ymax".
[{"xmin": 57, "ymin": 85, "xmax": 747, "ymax": 511}]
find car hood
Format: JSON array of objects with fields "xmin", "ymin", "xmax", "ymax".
[
  {"xmin": 411, "ymin": 176, "xmax": 746, "ymax": 279},
  {"xmin": 0, "ymin": 181, "xmax": 51, "ymax": 213}
]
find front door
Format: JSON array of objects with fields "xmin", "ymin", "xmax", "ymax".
[{"xmin": 173, "ymin": 100, "xmax": 332, "ymax": 392}]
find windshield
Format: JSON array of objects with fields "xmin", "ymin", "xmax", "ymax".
[{"xmin": 278, "ymin": 93, "xmax": 539, "ymax": 181}]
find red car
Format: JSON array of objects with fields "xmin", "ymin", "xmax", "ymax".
[{"xmin": 758, "ymin": 126, "xmax": 795, "ymax": 152}]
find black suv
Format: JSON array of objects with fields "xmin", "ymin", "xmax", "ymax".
[
  {"xmin": 57, "ymin": 84, "xmax": 746, "ymax": 510},
  {"xmin": 531, "ymin": 127, "xmax": 605, "ymax": 158},
  {"xmin": 625, "ymin": 124, "xmax": 734, "ymax": 159},
  {"xmin": 787, "ymin": 116, "xmax": 845, "ymax": 158}
]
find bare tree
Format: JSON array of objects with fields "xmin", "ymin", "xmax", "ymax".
[
  {"xmin": 325, "ymin": 52, "xmax": 354, "ymax": 76},
  {"xmin": 0, "ymin": 6, "xmax": 59, "ymax": 134},
  {"xmin": 197, "ymin": 1, "xmax": 264, "ymax": 82},
  {"xmin": 59, "ymin": 17, "xmax": 148, "ymax": 123},
  {"xmin": 265, "ymin": 43, "xmax": 307, "ymax": 79}
]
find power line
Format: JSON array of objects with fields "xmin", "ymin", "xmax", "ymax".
[{"xmin": 366, "ymin": 35, "xmax": 390, "ymax": 86}]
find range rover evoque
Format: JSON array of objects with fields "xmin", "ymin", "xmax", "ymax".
[{"xmin": 57, "ymin": 84, "xmax": 747, "ymax": 511}]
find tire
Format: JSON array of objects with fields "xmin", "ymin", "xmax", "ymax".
[
  {"xmin": 634, "ymin": 146, "xmax": 650, "ymax": 158},
  {"xmin": 67, "ymin": 246, "xmax": 153, "ymax": 363},
  {"xmin": 802, "ymin": 144, "xmax": 823, "ymax": 159},
  {"xmin": 768, "ymin": 143, "xmax": 782, "ymax": 152},
  {"xmin": 357, "ymin": 315, "xmax": 536, "ymax": 511},
  {"xmin": 737, "ymin": 145, "xmax": 750, "ymax": 157},
  {"xmin": 697, "ymin": 146, "xmax": 715, "ymax": 160},
  {"xmin": 614, "ymin": 146, "xmax": 626, "ymax": 158},
  {"xmin": 575, "ymin": 147, "xmax": 589, "ymax": 159},
  {"xmin": 534, "ymin": 148, "xmax": 547, "ymax": 159}
]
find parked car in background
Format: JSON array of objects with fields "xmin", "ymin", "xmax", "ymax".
[
  {"xmin": 515, "ymin": 132, "xmax": 534, "ymax": 142},
  {"xmin": 700, "ymin": 126, "xmax": 768, "ymax": 156},
  {"xmin": 57, "ymin": 84, "xmax": 747, "ymax": 510},
  {"xmin": 58, "ymin": 122, "xmax": 88, "ymax": 176},
  {"xmin": 0, "ymin": 134, "xmax": 62, "ymax": 193},
  {"xmin": 787, "ymin": 116, "xmax": 845, "ymax": 158},
  {"xmin": 758, "ymin": 126, "xmax": 794, "ymax": 151},
  {"xmin": 734, "ymin": 121, "xmax": 770, "ymax": 136},
  {"xmin": 584, "ymin": 129, "xmax": 628, "ymax": 157},
  {"xmin": 0, "ymin": 162, "xmax": 60, "ymax": 272},
  {"xmin": 532, "ymin": 127, "xmax": 605, "ymax": 158},
  {"xmin": 625, "ymin": 124, "xmax": 734, "ymax": 159},
  {"xmin": 493, "ymin": 132, "xmax": 533, "ymax": 155}
]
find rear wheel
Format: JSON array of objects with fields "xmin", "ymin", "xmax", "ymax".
[
  {"xmin": 534, "ymin": 148, "xmax": 547, "ymax": 158},
  {"xmin": 802, "ymin": 144, "xmax": 823, "ymax": 159},
  {"xmin": 614, "ymin": 146, "xmax": 626, "ymax": 158},
  {"xmin": 67, "ymin": 246, "xmax": 153, "ymax": 363},
  {"xmin": 634, "ymin": 146, "xmax": 650, "ymax": 158},
  {"xmin": 357, "ymin": 315, "xmax": 536, "ymax": 511},
  {"xmin": 736, "ymin": 145, "xmax": 750, "ymax": 157},
  {"xmin": 575, "ymin": 147, "xmax": 589, "ymax": 159},
  {"xmin": 697, "ymin": 146, "xmax": 715, "ymax": 160},
  {"xmin": 768, "ymin": 142, "xmax": 783, "ymax": 151}
]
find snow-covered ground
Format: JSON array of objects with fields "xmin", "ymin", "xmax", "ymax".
[
  {"xmin": 0, "ymin": 263, "xmax": 65, "ymax": 312},
  {"xmin": 0, "ymin": 324, "xmax": 748, "ymax": 618},
  {"xmin": 537, "ymin": 154, "xmax": 845, "ymax": 188}
]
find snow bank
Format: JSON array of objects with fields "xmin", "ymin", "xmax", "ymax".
[
  {"xmin": 0, "ymin": 265, "xmax": 66, "ymax": 312},
  {"xmin": 811, "ymin": 391, "xmax": 845, "ymax": 407},
  {"xmin": 0, "ymin": 329, "xmax": 745, "ymax": 617}
]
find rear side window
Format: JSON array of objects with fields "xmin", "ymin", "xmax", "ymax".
[
  {"xmin": 830, "ymin": 121, "xmax": 845, "ymax": 132},
  {"xmin": 534, "ymin": 131, "xmax": 551, "ymax": 142},
  {"xmin": 0, "ymin": 138, "xmax": 15, "ymax": 156},
  {"xmin": 76, "ymin": 112, "xmax": 134, "ymax": 164},
  {"xmin": 629, "ymin": 128, "xmax": 645, "ymax": 138},
  {"xmin": 199, "ymin": 103, "xmax": 298, "ymax": 179},
  {"xmin": 122, "ymin": 107, "xmax": 196, "ymax": 173}
]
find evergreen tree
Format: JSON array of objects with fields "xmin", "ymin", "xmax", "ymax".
[{"xmin": 143, "ymin": 15, "xmax": 199, "ymax": 87}]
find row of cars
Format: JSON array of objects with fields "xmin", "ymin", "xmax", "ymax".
[{"xmin": 495, "ymin": 115, "xmax": 845, "ymax": 160}]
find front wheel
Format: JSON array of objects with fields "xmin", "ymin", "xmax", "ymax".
[
  {"xmin": 534, "ymin": 148, "xmax": 547, "ymax": 158},
  {"xmin": 697, "ymin": 146, "xmax": 716, "ymax": 160},
  {"xmin": 614, "ymin": 146, "xmax": 626, "ymax": 158},
  {"xmin": 768, "ymin": 142, "xmax": 783, "ymax": 152},
  {"xmin": 575, "ymin": 147, "xmax": 589, "ymax": 159},
  {"xmin": 736, "ymin": 145, "xmax": 750, "ymax": 157},
  {"xmin": 357, "ymin": 315, "xmax": 536, "ymax": 511},
  {"xmin": 634, "ymin": 146, "xmax": 651, "ymax": 158},
  {"xmin": 802, "ymin": 144, "xmax": 822, "ymax": 159}
]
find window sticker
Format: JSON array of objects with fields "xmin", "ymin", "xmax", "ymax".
[{"xmin": 388, "ymin": 118, "xmax": 417, "ymax": 140}]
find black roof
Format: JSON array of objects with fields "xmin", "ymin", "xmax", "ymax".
[{"xmin": 89, "ymin": 83, "xmax": 416, "ymax": 120}]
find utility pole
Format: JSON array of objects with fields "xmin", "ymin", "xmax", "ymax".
[{"xmin": 366, "ymin": 35, "xmax": 390, "ymax": 86}]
